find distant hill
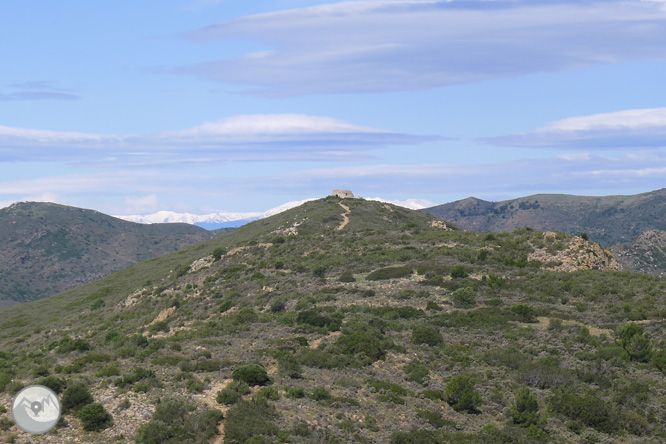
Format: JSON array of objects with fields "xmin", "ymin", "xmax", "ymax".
[
  {"xmin": 0, "ymin": 202, "xmax": 227, "ymax": 303},
  {"xmin": 422, "ymin": 188, "xmax": 666, "ymax": 248},
  {"xmin": 611, "ymin": 229, "xmax": 666, "ymax": 276}
]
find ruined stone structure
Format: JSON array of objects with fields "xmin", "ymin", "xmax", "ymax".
[{"xmin": 331, "ymin": 189, "xmax": 354, "ymax": 198}]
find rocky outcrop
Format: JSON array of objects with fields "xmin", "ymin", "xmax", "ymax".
[{"xmin": 529, "ymin": 232, "xmax": 621, "ymax": 272}]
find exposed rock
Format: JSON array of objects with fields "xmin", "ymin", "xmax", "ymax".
[
  {"xmin": 190, "ymin": 255, "xmax": 215, "ymax": 273},
  {"xmin": 529, "ymin": 232, "xmax": 621, "ymax": 272},
  {"xmin": 430, "ymin": 220, "xmax": 452, "ymax": 230}
]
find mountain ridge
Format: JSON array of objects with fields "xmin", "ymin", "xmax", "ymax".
[
  {"xmin": 422, "ymin": 188, "xmax": 666, "ymax": 248},
  {"xmin": 0, "ymin": 201, "xmax": 228, "ymax": 304}
]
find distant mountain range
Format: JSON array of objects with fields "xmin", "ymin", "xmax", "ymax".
[
  {"xmin": 422, "ymin": 188, "xmax": 666, "ymax": 274},
  {"xmin": 422, "ymin": 188, "xmax": 666, "ymax": 248},
  {"xmin": 114, "ymin": 197, "xmax": 435, "ymax": 229},
  {"xmin": 0, "ymin": 202, "xmax": 229, "ymax": 304}
]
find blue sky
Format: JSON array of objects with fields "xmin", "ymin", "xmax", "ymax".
[{"xmin": 2, "ymin": 0, "xmax": 666, "ymax": 215}]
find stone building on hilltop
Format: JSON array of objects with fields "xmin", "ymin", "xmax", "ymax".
[{"xmin": 331, "ymin": 190, "xmax": 354, "ymax": 198}]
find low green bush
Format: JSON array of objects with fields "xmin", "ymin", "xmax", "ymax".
[
  {"xmin": 224, "ymin": 399, "xmax": 279, "ymax": 444},
  {"xmin": 549, "ymin": 389, "xmax": 618, "ymax": 433},
  {"xmin": 411, "ymin": 324, "xmax": 443, "ymax": 346},
  {"xmin": 232, "ymin": 364, "xmax": 270, "ymax": 386},
  {"xmin": 216, "ymin": 381, "xmax": 250, "ymax": 405},
  {"xmin": 444, "ymin": 374, "xmax": 482, "ymax": 414},
  {"xmin": 77, "ymin": 402, "xmax": 113, "ymax": 431},
  {"xmin": 61, "ymin": 381, "xmax": 93, "ymax": 411},
  {"xmin": 135, "ymin": 398, "xmax": 223, "ymax": 444},
  {"xmin": 367, "ymin": 266, "xmax": 413, "ymax": 281}
]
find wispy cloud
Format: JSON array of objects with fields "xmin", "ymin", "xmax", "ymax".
[
  {"xmin": 3, "ymin": 153, "xmax": 665, "ymax": 213},
  {"xmin": 0, "ymin": 91, "xmax": 79, "ymax": 101},
  {"xmin": 0, "ymin": 114, "xmax": 438, "ymax": 165},
  {"xmin": 2, "ymin": 80, "xmax": 80, "ymax": 101},
  {"xmin": 482, "ymin": 108, "xmax": 666, "ymax": 149},
  {"xmin": 178, "ymin": 0, "xmax": 666, "ymax": 95}
]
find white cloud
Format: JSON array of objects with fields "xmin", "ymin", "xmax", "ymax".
[
  {"xmin": 3, "ymin": 153, "xmax": 666, "ymax": 213},
  {"xmin": 482, "ymin": 107, "xmax": 666, "ymax": 149},
  {"xmin": 0, "ymin": 114, "xmax": 436, "ymax": 165},
  {"xmin": 178, "ymin": 0, "xmax": 666, "ymax": 95}
]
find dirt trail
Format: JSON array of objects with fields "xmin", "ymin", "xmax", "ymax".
[
  {"xmin": 337, "ymin": 203, "xmax": 351, "ymax": 231},
  {"xmin": 198, "ymin": 378, "xmax": 233, "ymax": 444},
  {"xmin": 310, "ymin": 331, "xmax": 341, "ymax": 349}
]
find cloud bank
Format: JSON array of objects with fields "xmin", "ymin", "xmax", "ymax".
[
  {"xmin": 482, "ymin": 108, "xmax": 666, "ymax": 149},
  {"xmin": 179, "ymin": 0, "xmax": 666, "ymax": 95},
  {"xmin": 4, "ymin": 153, "xmax": 666, "ymax": 213},
  {"xmin": 0, "ymin": 114, "xmax": 437, "ymax": 165}
]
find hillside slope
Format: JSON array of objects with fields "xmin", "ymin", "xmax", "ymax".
[
  {"xmin": 0, "ymin": 202, "xmax": 227, "ymax": 303},
  {"xmin": 422, "ymin": 188, "xmax": 666, "ymax": 248},
  {"xmin": 1, "ymin": 197, "xmax": 664, "ymax": 444},
  {"xmin": 611, "ymin": 229, "xmax": 666, "ymax": 276}
]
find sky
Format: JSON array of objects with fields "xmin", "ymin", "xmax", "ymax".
[{"xmin": 2, "ymin": 0, "xmax": 666, "ymax": 215}]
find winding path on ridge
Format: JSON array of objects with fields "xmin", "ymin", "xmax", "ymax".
[{"xmin": 337, "ymin": 203, "xmax": 351, "ymax": 231}]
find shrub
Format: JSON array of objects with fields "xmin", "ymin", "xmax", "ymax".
[
  {"xmin": 450, "ymin": 265, "xmax": 468, "ymax": 279},
  {"xmin": 450, "ymin": 287, "xmax": 476, "ymax": 309},
  {"xmin": 296, "ymin": 310, "xmax": 341, "ymax": 331},
  {"xmin": 77, "ymin": 402, "xmax": 113, "ymax": 431},
  {"xmin": 617, "ymin": 323, "xmax": 652, "ymax": 362},
  {"xmin": 444, "ymin": 374, "xmax": 482, "ymax": 413},
  {"xmin": 367, "ymin": 266, "xmax": 413, "ymax": 281},
  {"xmin": 333, "ymin": 331, "xmax": 391, "ymax": 365},
  {"xmin": 391, "ymin": 429, "xmax": 442, "ymax": 444},
  {"xmin": 511, "ymin": 304, "xmax": 536, "ymax": 323},
  {"xmin": 507, "ymin": 387, "xmax": 542, "ymax": 427},
  {"xmin": 37, "ymin": 375, "xmax": 65, "ymax": 394},
  {"xmin": 96, "ymin": 363, "xmax": 120, "ymax": 377},
  {"xmin": 653, "ymin": 350, "xmax": 666, "ymax": 373},
  {"xmin": 517, "ymin": 362, "xmax": 572, "ymax": 389},
  {"xmin": 186, "ymin": 378, "xmax": 204, "ymax": 393},
  {"xmin": 232, "ymin": 364, "xmax": 270, "ymax": 386},
  {"xmin": 224, "ymin": 399, "xmax": 279, "ymax": 444},
  {"xmin": 311, "ymin": 387, "xmax": 332, "ymax": 401},
  {"xmin": 404, "ymin": 361, "xmax": 430, "ymax": 386},
  {"xmin": 411, "ymin": 324, "xmax": 443, "ymax": 346},
  {"xmin": 285, "ymin": 387, "xmax": 305, "ymax": 398},
  {"xmin": 256, "ymin": 386, "xmax": 280, "ymax": 401},
  {"xmin": 61, "ymin": 381, "xmax": 93, "ymax": 411},
  {"xmin": 0, "ymin": 418, "xmax": 12, "ymax": 432},
  {"xmin": 339, "ymin": 271, "xmax": 356, "ymax": 283},
  {"xmin": 216, "ymin": 381, "xmax": 250, "ymax": 405},
  {"xmin": 277, "ymin": 354, "xmax": 302, "ymax": 379},
  {"xmin": 0, "ymin": 373, "xmax": 11, "ymax": 392},
  {"xmin": 269, "ymin": 298, "xmax": 286, "ymax": 313},
  {"xmin": 212, "ymin": 247, "xmax": 226, "ymax": 261},
  {"xmin": 548, "ymin": 389, "xmax": 618, "ymax": 433},
  {"xmin": 136, "ymin": 398, "xmax": 223, "ymax": 444}
]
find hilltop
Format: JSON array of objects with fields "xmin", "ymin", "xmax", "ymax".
[
  {"xmin": 0, "ymin": 197, "xmax": 664, "ymax": 444},
  {"xmin": 0, "ymin": 202, "xmax": 230, "ymax": 304},
  {"xmin": 422, "ymin": 188, "xmax": 666, "ymax": 248}
]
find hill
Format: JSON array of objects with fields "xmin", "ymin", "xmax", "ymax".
[
  {"xmin": 611, "ymin": 229, "xmax": 666, "ymax": 276},
  {"xmin": 0, "ymin": 197, "xmax": 665, "ymax": 443},
  {"xmin": 0, "ymin": 202, "xmax": 228, "ymax": 304},
  {"xmin": 422, "ymin": 188, "xmax": 666, "ymax": 248}
]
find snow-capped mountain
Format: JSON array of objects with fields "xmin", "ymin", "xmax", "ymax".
[
  {"xmin": 114, "ymin": 199, "xmax": 318, "ymax": 227},
  {"xmin": 114, "ymin": 197, "xmax": 437, "ymax": 229}
]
